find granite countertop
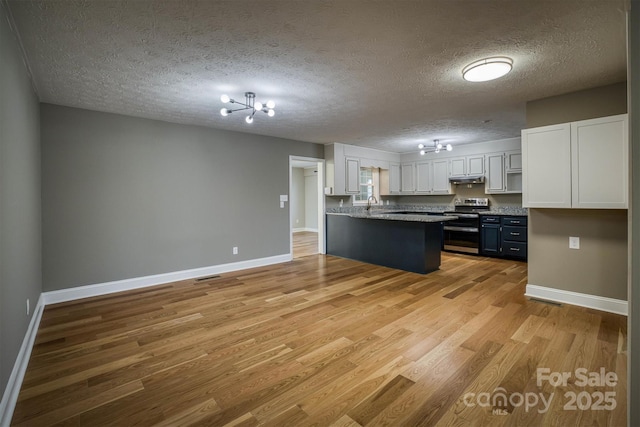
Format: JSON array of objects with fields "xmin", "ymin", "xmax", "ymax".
[
  {"xmin": 326, "ymin": 207, "xmax": 455, "ymax": 223},
  {"xmin": 478, "ymin": 207, "xmax": 528, "ymax": 216},
  {"xmin": 326, "ymin": 205, "xmax": 528, "ymax": 219}
]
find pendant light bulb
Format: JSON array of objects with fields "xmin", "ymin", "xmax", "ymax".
[
  {"xmin": 267, "ymin": 109, "xmax": 275, "ymax": 117},
  {"xmin": 420, "ymin": 150, "xmax": 425, "ymax": 156},
  {"xmin": 266, "ymin": 100, "xmax": 276, "ymax": 109},
  {"xmin": 436, "ymin": 142, "xmax": 443, "ymax": 150},
  {"xmin": 245, "ymin": 115, "xmax": 253, "ymax": 124},
  {"xmin": 220, "ymin": 108, "xmax": 229, "ymax": 116},
  {"xmin": 446, "ymin": 144, "xmax": 453, "ymax": 151},
  {"xmin": 254, "ymin": 102, "xmax": 263, "ymax": 111},
  {"xmin": 220, "ymin": 94, "xmax": 230, "ymax": 103},
  {"xmin": 418, "ymin": 143, "xmax": 425, "ymax": 149}
]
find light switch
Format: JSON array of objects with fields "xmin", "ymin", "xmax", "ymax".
[
  {"xmin": 279, "ymin": 195, "xmax": 288, "ymax": 202},
  {"xmin": 280, "ymin": 201, "xmax": 285, "ymax": 208},
  {"xmin": 569, "ymin": 236, "xmax": 580, "ymax": 249}
]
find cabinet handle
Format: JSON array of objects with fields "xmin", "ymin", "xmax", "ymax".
[
  {"xmin": 510, "ymin": 247, "xmax": 520, "ymax": 251},
  {"xmin": 510, "ymin": 221, "xmax": 521, "ymax": 224},
  {"xmin": 510, "ymin": 232, "xmax": 520, "ymax": 236}
]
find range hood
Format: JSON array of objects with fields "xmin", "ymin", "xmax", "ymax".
[{"xmin": 449, "ymin": 175, "xmax": 485, "ymax": 184}]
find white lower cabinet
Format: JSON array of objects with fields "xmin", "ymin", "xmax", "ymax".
[{"xmin": 522, "ymin": 114, "xmax": 628, "ymax": 209}]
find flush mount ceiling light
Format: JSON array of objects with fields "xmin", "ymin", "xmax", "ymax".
[
  {"xmin": 220, "ymin": 92, "xmax": 275, "ymax": 124},
  {"xmin": 462, "ymin": 57, "xmax": 513, "ymax": 82},
  {"xmin": 419, "ymin": 139, "xmax": 452, "ymax": 155}
]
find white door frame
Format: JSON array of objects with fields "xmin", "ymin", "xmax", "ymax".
[{"xmin": 289, "ymin": 156, "xmax": 326, "ymax": 256}]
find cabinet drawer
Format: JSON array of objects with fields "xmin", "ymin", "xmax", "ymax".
[
  {"xmin": 502, "ymin": 226, "xmax": 527, "ymax": 242},
  {"xmin": 502, "ymin": 216, "xmax": 527, "ymax": 226},
  {"xmin": 481, "ymin": 216, "xmax": 501, "ymax": 224},
  {"xmin": 502, "ymin": 241, "xmax": 527, "ymax": 258}
]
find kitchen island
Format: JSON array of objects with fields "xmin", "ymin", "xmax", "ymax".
[{"xmin": 326, "ymin": 210, "xmax": 455, "ymax": 274}]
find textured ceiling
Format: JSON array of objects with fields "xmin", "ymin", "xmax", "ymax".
[{"xmin": 6, "ymin": 0, "xmax": 628, "ymax": 153}]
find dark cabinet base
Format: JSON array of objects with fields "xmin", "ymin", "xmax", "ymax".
[
  {"xmin": 326, "ymin": 215, "xmax": 443, "ymax": 274},
  {"xmin": 480, "ymin": 215, "xmax": 528, "ymax": 261}
]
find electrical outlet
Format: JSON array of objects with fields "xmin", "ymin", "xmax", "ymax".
[
  {"xmin": 26, "ymin": 299, "xmax": 30, "ymax": 316},
  {"xmin": 569, "ymin": 236, "xmax": 580, "ymax": 249},
  {"xmin": 232, "ymin": 246, "xmax": 238, "ymax": 255}
]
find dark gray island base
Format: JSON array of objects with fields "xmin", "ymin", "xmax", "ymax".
[{"xmin": 326, "ymin": 213, "xmax": 447, "ymax": 274}]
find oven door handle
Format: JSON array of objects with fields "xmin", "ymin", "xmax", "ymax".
[
  {"xmin": 447, "ymin": 213, "xmax": 479, "ymax": 218},
  {"xmin": 443, "ymin": 226, "xmax": 479, "ymax": 232}
]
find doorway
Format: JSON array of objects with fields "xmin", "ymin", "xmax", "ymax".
[{"xmin": 289, "ymin": 156, "xmax": 325, "ymax": 258}]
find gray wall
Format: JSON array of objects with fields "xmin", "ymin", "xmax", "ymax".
[
  {"xmin": 525, "ymin": 83, "xmax": 628, "ymax": 301},
  {"xmin": 0, "ymin": 3, "xmax": 42, "ymax": 394},
  {"xmin": 628, "ymin": 3, "xmax": 639, "ymax": 424},
  {"xmin": 304, "ymin": 168, "xmax": 318, "ymax": 230},
  {"xmin": 526, "ymin": 82, "xmax": 627, "ymax": 128},
  {"xmin": 291, "ymin": 168, "xmax": 306, "ymax": 229},
  {"xmin": 41, "ymin": 104, "xmax": 323, "ymax": 291}
]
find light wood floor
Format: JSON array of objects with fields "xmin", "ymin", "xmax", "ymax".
[
  {"xmin": 293, "ymin": 231, "xmax": 318, "ymax": 258},
  {"xmin": 12, "ymin": 254, "xmax": 626, "ymax": 426}
]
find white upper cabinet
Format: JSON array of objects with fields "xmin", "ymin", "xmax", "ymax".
[
  {"xmin": 389, "ymin": 163, "xmax": 401, "ymax": 194},
  {"xmin": 506, "ymin": 151, "xmax": 522, "ymax": 172},
  {"xmin": 467, "ymin": 155, "xmax": 485, "ymax": 175},
  {"xmin": 345, "ymin": 157, "xmax": 360, "ymax": 194},
  {"xmin": 522, "ymin": 114, "xmax": 628, "ymax": 209},
  {"xmin": 485, "ymin": 150, "xmax": 522, "ymax": 194},
  {"xmin": 401, "ymin": 162, "xmax": 415, "ymax": 193},
  {"xmin": 522, "ymin": 123, "xmax": 572, "ymax": 207},
  {"xmin": 450, "ymin": 155, "xmax": 484, "ymax": 177},
  {"xmin": 432, "ymin": 159, "xmax": 452, "ymax": 194},
  {"xmin": 449, "ymin": 158, "xmax": 466, "ymax": 177},
  {"xmin": 415, "ymin": 161, "xmax": 432, "ymax": 193},
  {"xmin": 485, "ymin": 153, "xmax": 506, "ymax": 193},
  {"xmin": 571, "ymin": 114, "xmax": 628, "ymax": 209}
]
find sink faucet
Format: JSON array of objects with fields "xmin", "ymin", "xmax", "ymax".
[{"xmin": 366, "ymin": 195, "xmax": 378, "ymax": 211}]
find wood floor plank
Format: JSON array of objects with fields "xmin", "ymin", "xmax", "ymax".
[{"xmin": 11, "ymin": 253, "xmax": 627, "ymax": 426}]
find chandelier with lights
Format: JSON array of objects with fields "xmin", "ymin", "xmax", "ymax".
[
  {"xmin": 419, "ymin": 139, "xmax": 452, "ymax": 155},
  {"xmin": 219, "ymin": 92, "xmax": 275, "ymax": 124}
]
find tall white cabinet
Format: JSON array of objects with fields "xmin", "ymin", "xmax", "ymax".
[{"xmin": 522, "ymin": 114, "xmax": 628, "ymax": 209}]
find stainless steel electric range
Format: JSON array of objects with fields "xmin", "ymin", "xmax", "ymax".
[{"xmin": 442, "ymin": 198, "xmax": 490, "ymax": 254}]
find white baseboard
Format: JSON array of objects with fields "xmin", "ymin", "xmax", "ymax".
[
  {"xmin": 44, "ymin": 254, "xmax": 293, "ymax": 305},
  {"xmin": 525, "ymin": 284, "xmax": 628, "ymax": 316},
  {"xmin": 0, "ymin": 294, "xmax": 45, "ymax": 426},
  {"xmin": 293, "ymin": 228, "xmax": 318, "ymax": 233}
]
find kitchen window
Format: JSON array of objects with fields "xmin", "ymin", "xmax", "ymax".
[{"xmin": 353, "ymin": 167, "xmax": 381, "ymax": 205}]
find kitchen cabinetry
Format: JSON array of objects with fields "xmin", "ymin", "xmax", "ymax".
[
  {"xmin": 450, "ymin": 155, "xmax": 484, "ymax": 177},
  {"xmin": 398, "ymin": 159, "xmax": 452, "ymax": 194},
  {"xmin": 522, "ymin": 114, "xmax": 628, "ymax": 209},
  {"xmin": 480, "ymin": 216, "xmax": 500, "ymax": 256},
  {"xmin": 325, "ymin": 143, "xmax": 360, "ymax": 195},
  {"xmin": 401, "ymin": 162, "xmax": 415, "ymax": 193},
  {"xmin": 345, "ymin": 157, "xmax": 360, "ymax": 194},
  {"xmin": 501, "ymin": 217, "xmax": 527, "ymax": 259},
  {"xmin": 480, "ymin": 215, "xmax": 527, "ymax": 260},
  {"xmin": 415, "ymin": 161, "xmax": 432, "ymax": 193},
  {"xmin": 432, "ymin": 159, "xmax": 451, "ymax": 194},
  {"xmin": 485, "ymin": 154, "xmax": 505, "ymax": 193},
  {"xmin": 388, "ymin": 163, "xmax": 401, "ymax": 194},
  {"xmin": 485, "ymin": 150, "xmax": 522, "ymax": 194}
]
